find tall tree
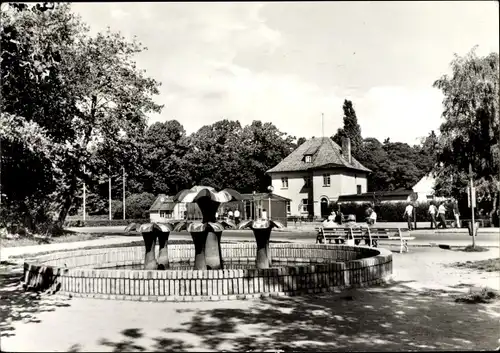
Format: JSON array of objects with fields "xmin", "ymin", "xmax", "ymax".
[
  {"xmin": 357, "ymin": 138, "xmax": 390, "ymax": 191},
  {"xmin": 418, "ymin": 130, "xmax": 440, "ymax": 174},
  {"xmin": 433, "ymin": 47, "xmax": 499, "ymax": 225},
  {"xmin": 184, "ymin": 120, "xmax": 245, "ymax": 189},
  {"xmin": 139, "ymin": 120, "xmax": 190, "ymax": 195},
  {"xmin": 239, "ymin": 120, "xmax": 296, "ymax": 193},
  {"xmin": 332, "ymin": 99, "xmax": 363, "ymax": 158},
  {"xmin": 1, "ymin": 3, "xmax": 162, "ymax": 231}
]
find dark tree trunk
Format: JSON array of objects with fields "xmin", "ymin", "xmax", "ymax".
[
  {"xmin": 191, "ymin": 232, "xmax": 208, "ymax": 270},
  {"xmin": 57, "ymin": 175, "xmax": 78, "ymax": 227},
  {"xmin": 157, "ymin": 230, "xmax": 170, "ymax": 269},
  {"xmin": 142, "ymin": 231, "xmax": 158, "ymax": 270},
  {"xmin": 253, "ymin": 227, "xmax": 273, "ymax": 269},
  {"xmin": 56, "ymin": 96, "xmax": 97, "ymax": 228}
]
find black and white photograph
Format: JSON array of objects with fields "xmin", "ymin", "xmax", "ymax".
[{"xmin": 1, "ymin": 1, "xmax": 499, "ymax": 351}]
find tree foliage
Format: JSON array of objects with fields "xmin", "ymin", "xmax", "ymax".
[
  {"xmin": 332, "ymin": 99, "xmax": 363, "ymax": 158},
  {"xmin": 432, "ymin": 47, "xmax": 499, "ymax": 220},
  {"xmin": 1, "ymin": 3, "xmax": 162, "ymax": 231}
]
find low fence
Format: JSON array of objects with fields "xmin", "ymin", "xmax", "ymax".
[{"xmin": 23, "ymin": 243, "xmax": 393, "ymax": 301}]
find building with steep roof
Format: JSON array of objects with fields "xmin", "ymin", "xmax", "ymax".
[
  {"xmin": 148, "ymin": 194, "xmax": 185, "ymax": 222},
  {"xmin": 267, "ymin": 137, "xmax": 371, "ymax": 218}
]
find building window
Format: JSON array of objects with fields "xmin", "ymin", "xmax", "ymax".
[
  {"xmin": 160, "ymin": 211, "xmax": 172, "ymax": 218},
  {"xmin": 281, "ymin": 177, "xmax": 288, "ymax": 188},
  {"xmin": 303, "ymin": 176, "xmax": 312, "ymax": 188},
  {"xmin": 286, "ymin": 201, "xmax": 291, "ymax": 214},
  {"xmin": 305, "ymin": 155, "xmax": 312, "ymax": 163},
  {"xmin": 301, "ymin": 198, "xmax": 308, "ymax": 212},
  {"xmin": 357, "ymin": 185, "xmax": 362, "ymax": 194},
  {"xmin": 323, "ymin": 174, "xmax": 331, "ymax": 187}
]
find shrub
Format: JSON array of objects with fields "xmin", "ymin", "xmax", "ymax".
[
  {"xmin": 124, "ymin": 192, "xmax": 156, "ymax": 219},
  {"xmin": 454, "ymin": 287, "xmax": 499, "ymax": 304},
  {"xmin": 335, "ymin": 201, "xmax": 444, "ymax": 222},
  {"xmin": 63, "ymin": 219, "xmax": 150, "ymax": 227}
]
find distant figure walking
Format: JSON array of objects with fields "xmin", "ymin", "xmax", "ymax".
[
  {"xmin": 322, "ymin": 213, "xmax": 337, "ymax": 228},
  {"xmin": 428, "ymin": 202, "xmax": 437, "ymax": 229},
  {"xmin": 452, "ymin": 199, "xmax": 461, "ymax": 228},
  {"xmin": 404, "ymin": 203, "xmax": 414, "ymax": 230},
  {"xmin": 262, "ymin": 209, "xmax": 268, "ymax": 220},
  {"xmin": 368, "ymin": 209, "xmax": 377, "ymax": 225},
  {"xmin": 334, "ymin": 208, "xmax": 343, "ymax": 225},
  {"xmin": 234, "ymin": 209, "xmax": 240, "ymax": 225},
  {"xmin": 228, "ymin": 209, "xmax": 234, "ymax": 221},
  {"xmin": 437, "ymin": 202, "xmax": 447, "ymax": 229}
]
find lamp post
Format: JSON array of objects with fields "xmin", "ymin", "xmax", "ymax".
[{"xmin": 267, "ymin": 185, "xmax": 274, "ymax": 219}]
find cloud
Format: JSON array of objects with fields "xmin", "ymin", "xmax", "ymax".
[
  {"xmin": 70, "ymin": 2, "xmax": 499, "ymax": 145},
  {"xmin": 353, "ymin": 87, "xmax": 444, "ymax": 145}
]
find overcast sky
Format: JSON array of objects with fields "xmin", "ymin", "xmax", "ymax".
[{"xmin": 71, "ymin": 1, "xmax": 499, "ymax": 145}]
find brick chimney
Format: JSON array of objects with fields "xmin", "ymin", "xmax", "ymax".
[{"xmin": 342, "ymin": 137, "xmax": 352, "ymax": 164}]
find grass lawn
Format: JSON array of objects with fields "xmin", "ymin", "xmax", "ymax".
[
  {"xmin": 0, "ymin": 232, "xmax": 103, "ymax": 248},
  {"xmin": 451, "ymin": 257, "xmax": 500, "ymax": 272}
]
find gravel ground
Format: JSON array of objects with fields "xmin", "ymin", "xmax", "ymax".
[{"xmin": 1, "ymin": 247, "xmax": 499, "ymax": 352}]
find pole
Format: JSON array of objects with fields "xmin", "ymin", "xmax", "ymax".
[
  {"xmin": 83, "ymin": 165, "xmax": 86, "ymax": 222},
  {"xmin": 470, "ymin": 163, "xmax": 476, "ymax": 247},
  {"xmin": 122, "ymin": 166, "xmax": 126, "ymax": 220},
  {"xmin": 109, "ymin": 166, "xmax": 112, "ymax": 221},
  {"xmin": 268, "ymin": 195, "xmax": 271, "ymax": 219}
]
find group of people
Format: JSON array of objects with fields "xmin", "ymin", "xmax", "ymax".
[
  {"xmin": 404, "ymin": 199, "xmax": 461, "ymax": 230},
  {"xmin": 215, "ymin": 208, "xmax": 241, "ymax": 225},
  {"xmin": 322, "ymin": 200, "xmax": 462, "ymax": 231},
  {"xmin": 321, "ymin": 206, "xmax": 377, "ymax": 228}
]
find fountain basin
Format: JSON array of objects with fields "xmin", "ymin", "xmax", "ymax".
[{"xmin": 23, "ymin": 243, "xmax": 392, "ymax": 301}]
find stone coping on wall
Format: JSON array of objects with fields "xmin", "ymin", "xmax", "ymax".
[{"xmin": 23, "ymin": 243, "xmax": 392, "ymax": 301}]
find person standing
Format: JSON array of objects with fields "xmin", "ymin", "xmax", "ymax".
[
  {"xmin": 368, "ymin": 209, "xmax": 377, "ymax": 226},
  {"xmin": 452, "ymin": 199, "xmax": 461, "ymax": 228},
  {"xmin": 428, "ymin": 202, "xmax": 438, "ymax": 229},
  {"xmin": 334, "ymin": 207, "xmax": 343, "ymax": 224},
  {"xmin": 404, "ymin": 203, "xmax": 414, "ymax": 230},
  {"xmin": 437, "ymin": 202, "xmax": 447, "ymax": 229},
  {"xmin": 234, "ymin": 208, "xmax": 240, "ymax": 225},
  {"xmin": 262, "ymin": 209, "xmax": 268, "ymax": 220}
]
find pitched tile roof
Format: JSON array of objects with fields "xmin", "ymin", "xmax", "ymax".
[
  {"xmin": 149, "ymin": 194, "xmax": 176, "ymax": 212},
  {"xmin": 267, "ymin": 137, "xmax": 371, "ymax": 173},
  {"xmin": 240, "ymin": 193, "xmax": 291, "ymax": 202}
]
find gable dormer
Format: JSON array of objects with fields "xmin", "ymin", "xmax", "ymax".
[{"xmin": 303, "ymin": 144, "xmax": 319, "ymax": 163}]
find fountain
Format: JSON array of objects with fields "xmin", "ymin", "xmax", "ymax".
[{"xmin": 21, "ymin": 186, "xmax": 393, "ymax": 301}]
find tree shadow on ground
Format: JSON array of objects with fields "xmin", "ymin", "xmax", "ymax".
[
  {"xmin": 0, "ymin": 261, "xmax": 71, "ymax": 338},
  {"xmin": 92, "ymin": 280, "xmax": 500, "ymax": 352}
]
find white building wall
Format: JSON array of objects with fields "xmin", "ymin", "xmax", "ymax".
[
  {"xmin": 272, "ymin": 169, "xmax": 368, "ymax": 218},
  {"xmin": 341, "ymin": 171, "xmax": 368, "ymax": 196},
  {"xmin": 271, "ymin": 171, "xmax": 309, "ymax": 217},
  {"xmin": 312, "ymin": 170, "xmax": 342, "ymax": 217}
]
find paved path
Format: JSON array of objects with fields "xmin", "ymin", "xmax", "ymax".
[
  {"xmin": 2, "ymin": 227, "xmax": 499, "ymax": 262},
  {"xmin": 1, "ymin": 247, "xmax": 499, "ymax": 352}
]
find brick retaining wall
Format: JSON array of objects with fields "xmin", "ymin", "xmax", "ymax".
[{"xmin": 23, "ymin": 243, "xmax": 392, "ymax": 301}]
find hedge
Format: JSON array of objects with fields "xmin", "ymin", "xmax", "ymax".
[
  {"xmin": 333, "ymin": 201, "xmax": 463, "ymax": 222},
  {"xmin": 64, "ymin": 219, "xmax": 150, "ymax": 227}
]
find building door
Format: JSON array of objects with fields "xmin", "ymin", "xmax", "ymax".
[{"xmin": 320, "ymin": 197, "xmax": 329, "ymax": 218}]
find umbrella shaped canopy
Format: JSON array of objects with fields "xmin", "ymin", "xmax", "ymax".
[
  {"xmin": 174, "ymin": 186, "xmax": 243, "ymax": 203},
  {"xmin": 174, "ymin": 220, "xmax": 237, "ymax": 233},
  {"xmin": 124, "ymin": 223, "xmax": 139, "ymax": 232},
  {"xmin": 238, "ymin": 219, "xmax": 285, "ymax": 230},
  {"xmin": 125, "ymin": 222, "xmax": 177, "ymax": 233}
]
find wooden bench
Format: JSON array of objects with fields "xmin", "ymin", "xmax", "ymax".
[
  {"xmin": 315, "ymin": 226, "xmax": 415, "ymax": 253},
  {"xmin": 366, "ymin": 227, "xmax": 415, "ymax": 253}
]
